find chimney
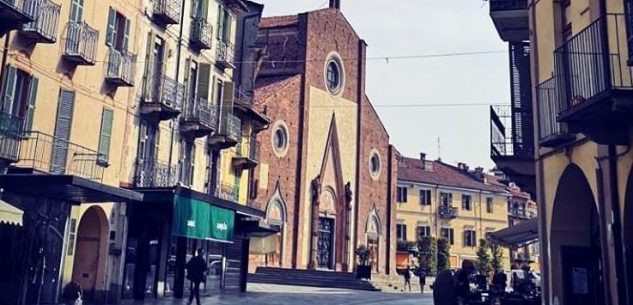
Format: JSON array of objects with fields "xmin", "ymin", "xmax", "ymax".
[
  {"xmin": 457, "ymin": 162, "xmax": 469, "ymax": 171},
  {"xmin": 420, "ymin": 153, "xmax": 426, "ymax": 161},
  {"xmin": 329, "ymin": 0, "xmax": 341, "ymax": 9},
  {"xmin": 475, "ymin": 167, "xmax": 484, "ymax": 174}
]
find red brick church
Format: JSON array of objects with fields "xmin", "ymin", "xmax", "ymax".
[{"xmin": 247, "ymin": 1, "xmax": 398, "ymax": 276}]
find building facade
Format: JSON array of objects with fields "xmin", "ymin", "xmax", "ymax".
[
  {"xmin": 0, "ymin": 0, "xmax": 272, "ymax": 304},
  {"xmin": 247, "ymin": 5, "xmax": 398, "ymax": 275},
  {"xmin": 506, "ymin": 183, "xmax": 539, "ymax": 270},
  {"xmin": 396, "ymin": 155, "xmax": 511, "ymax": 269},
  {"xmin": 487, "ymin": 0, "xmax": 633, "ymax": 304}
]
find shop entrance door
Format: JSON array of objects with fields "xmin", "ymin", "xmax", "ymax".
[
  {"xmin": 317, "ymin": 217, "xmax": 334, "ymax": 269},
  {"xmin": 368, "ymin": 238, "xmax": 379, "ymax": 273},
  {"xmin": 561, "ymin": 246, "xmax": 603, "ymax": 305}
]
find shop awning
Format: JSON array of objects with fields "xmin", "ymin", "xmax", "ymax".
[
  {"xmin": 0, "ymin": 175, "xmax": 143, "ymax": 203},
  {"xmin": 172, "ymin": 194, "xmax": 235, "ymax": 243},
  {"xmin": 0, "ymin": 199, "xmax": 23, "ymax": 226},
  {"xmin": 486, "ymin": 218, "xmax": 538, "ymax": 248}
]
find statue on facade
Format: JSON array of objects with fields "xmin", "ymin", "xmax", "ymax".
[
  {"xmin": 311, "ymin": 175, "xmax": 321, "ymax": 204},
  {"xmin": 345, "ymin": 182, "xmax": 353, "ymax": 210}
]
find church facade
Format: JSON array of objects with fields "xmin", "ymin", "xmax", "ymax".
[{"xmin": 248, "ymin": 6, "xmax": 398, "ymax": 275}]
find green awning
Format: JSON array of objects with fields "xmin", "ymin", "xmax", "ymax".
[{"xmin": 172, "ymin": 194, "xmax": 235, "ymax": 242}]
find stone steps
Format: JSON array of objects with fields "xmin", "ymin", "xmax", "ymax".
[{"xmin": 248, "ymin": 267, "xmax": 381, "ymax": 291}]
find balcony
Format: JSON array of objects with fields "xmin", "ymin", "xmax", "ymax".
[
  {"xmin": 208, "ymin": 112, "xmax": 241, "ymax": 149},
  {"xmin": 190, "ymin": 17, "xmax": 213, "ymax": 50},
  {"xmin": 536, "ymin": 77, "xmax": 575, "ymax": 147},
  {"xmin": 490, "ymin": 106, "xmax": 535, "ymax": 193},
  {"xmin": 134, "ymin": 160, "xmax": 179, "ymax": 188},
  {"xmin": 140, "ymin": 74, "xmax": 184, "ymax": 121},
  {"xmin": 0, "ymin": 112, "xmax": 24, "ymax": 164},
  {"xmin": 232, "ymin": 136, "xmax": 259, "ymax": 171},
  {"xmin": 216, "ymin": 40, "xmax": 235, "ymax": 69},
  {"xmin": 509, "ymin": 207, "xmax": 529, "ymax": 220},
  {"xmin": 153, "ymin": 0, "xmax": 180, "ymax": 25},
  {"xmin": 489, "ymin": 0, "xmax": 528, "ymax": 42},
  {"xmin": 14, "ymin": 131, "xmax": 105, "ymax": 181},
  {"xmin": 0, "ymin": 0, "xmax": 36, "ymax": 30},
  {"xmin": 180, "ymin": 97, "xmax": 217, "ymax": 138},
  {"xmin": 553, "ymin": 14, "xmax": 633, "ymax": 145},
  {"xmin": 62, "ymin": 22, "xmax": 98, "ymax": 65},
  {"xmin": 438, "ymin": 206, "xmax": 458, "ymax": 220},
  {"xmin": 105, "ymin": 48, "xmax": 136, "ymax": 87},
  {"xmin": 20, "ymin": 0, "xmax": 60, "ymax": 43},
  {"xmin": 234, "ymin": 89, "xmax": 271, "ymax": 130}
]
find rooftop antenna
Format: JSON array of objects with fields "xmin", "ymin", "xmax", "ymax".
[{"xmin": 437, "ymin": 137, "xmax": 441, "ymax": 160}]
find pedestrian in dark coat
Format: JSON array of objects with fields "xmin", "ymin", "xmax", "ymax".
[
  {"xmin": 418, "ymin": 267, "xmax": 427, "ymax": 293},
  {"xmin": 186, "ymin": 249, "xmax": 207, "ymax": 305},
  {"xmin": 403, "ymin": 266, "xmax": 412, "ymax": 291}
]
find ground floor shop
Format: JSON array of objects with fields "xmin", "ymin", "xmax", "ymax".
[
  {"xmin": 123, "ymin": 187, "xmax": 272, "ymax": 301},
  {"xmin": 0, "ymin": 174, "xmax": 142, "ymax": 305}
]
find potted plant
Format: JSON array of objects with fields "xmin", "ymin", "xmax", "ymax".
[{"xmin": 355, "ymin": 245, "xmax": 372, "ymax": 279}]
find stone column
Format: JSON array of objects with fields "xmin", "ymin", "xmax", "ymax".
[
  {"xmin": 308, "ymin": 176, "xmax": 321, "ymax": 269},
  {"xmin": 343, "ymin": 182, "xmax": 353, "ymax": 271}
]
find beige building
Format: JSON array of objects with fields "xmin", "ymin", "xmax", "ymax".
[
  {"xmin": 0, "ymin": 0, "xmax": 270, "ymax": 304},
  {"xmin": 488, "ymin": 0, "xmax": 633, "ymax": 304},
  {"xmin": 396, "ymin": 154, "xmax": 510, "ymax": 269}
]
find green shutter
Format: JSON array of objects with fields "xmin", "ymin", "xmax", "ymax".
[
  {"xmin": 98, "ymin": 108, "xmax": 113, "ymax": 163},
  {"xmin": 2, "ymin": 65, "xmax": 17, "ymax": 113},
  {"xmin": 51, "ymin": 90, "xmax": 75, "ymax": 174},
  {"xmin": 106, "ymin": 8, "xmax": 116, "ymax": 47},
  {"xmin": 24, "ymin": 76, "xmax": 38, "ymax": 131},
  {"xmin": 123, "ymin": 18, "xmax": 130, "ymax": 51},
  {"xmin": 201, "ymin": 0, "xmax": 209, "ymax": 19},
  {"xmin": 217, "ymin": 5, "xmax": 224, "ymax": 40},
  {"xmin": 197, "ymin": 64, "xmax": 211, "ymax": 102}
]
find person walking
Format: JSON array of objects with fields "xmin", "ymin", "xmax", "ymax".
[
  {"xmin": 418, "ymin": 267, "xmax": 427, "ymax": 294},
  {"xmin": 403, "ymin": 266, "xmax": 412, "ymax": 292},
  {"xmin": 186, "ymin": 249, "xmax": 207, "ymax": 305}
]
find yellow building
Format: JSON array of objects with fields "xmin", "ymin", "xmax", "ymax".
[
  {"xmin": 0, "ymin": 0, "xmax": 270, "ymax": 304},
  {"xmin": 487, "ymin": 0, "xmax": 633, "ymax": 304},
  {"xmin": 396, "ymin": 154, "xmax": 510, "ymax": 270}
]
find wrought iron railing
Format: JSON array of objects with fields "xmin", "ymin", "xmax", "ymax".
[
  {"xmin": 554, "ymin": 14, "xmax": 633, "ymax": 115},
  {"xmin": 490, "ymin": 105, "xmax": 533, "ymax": 158},
  {"xmin": 135, "ymin": 160, "xmax": 179, "ymax": 187},
  {"xmin": 438, "ymin": 206, "xmax": 458, "ymax": 219},
  {"xmin": 0, "ymin": 112, "xmax": 23, "ymax": 162},
  {"xmin": 236, "ymin": 136, "xmax": 259, "ymax": 162},
  {"xmin": 16, "ymin": 131, "xmax": 105, "ymax": 181},
  {"xmin": 143, "ymin": 74, "xmax": 185, "ymax": 112},
  {"xmin": 216, "ymin": 40, "xmax": 235, "ymax": 66},
  {"xmin": 106, "ymin": 48, "xmax": 136, "ymax": 86},
  {"xmin": 190, "ymin": 17, "xmax": 213, "ymax": 49},
  {"xmin": 153, "ymin": 0, "xmax": 181, "ymax": 24},
  {"xmin": 22, "ymin": 0, "xmax": 60, "ymax": 42},
  {"xmin": 63, "ymin": 21, "xmax": 98, "ymax": 64},
  {"xmin": 509, "ymin": 207, "xmax": 528, "ymax": 219},
  {"xmin": 184, "ymin": 97, "xmax": 216, "ymax": 128},
  {"xmin": 536, "ymin": 77, "xmax": 564, "ymax": 141},
  {"xmin": 0, "ymin": 0, "xmax": 37, "ymax": 19},
  {"xmin": 224, "ymin": 112, "xmax": 241, "ymax": 140},
  {"xmin": 489, "ymin": 0, "xmax": 527, "ymax": 11}
]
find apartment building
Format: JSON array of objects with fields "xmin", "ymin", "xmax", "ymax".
[
  {"xmin": 487, "ymin": 0, "xmax": 633, "ymax": 304},
  {"xmin": 396, "ymin": 154, "xmax": 510, "ymax": 269},
  {"xmin": 0, "ymin": 0, "xmax": 271, "ymax": 304}
]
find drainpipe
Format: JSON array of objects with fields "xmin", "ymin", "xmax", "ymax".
[
  {"xmin": 607, "ymin": 145, "xmax": 627, "ymax": 305},
  {"xmin": 166, "ymin": 1, "xmax": 187, "ymax": 184},
  {"xmin": 0, "ymin": 32, "xmax": 10, "ymax": 113}
]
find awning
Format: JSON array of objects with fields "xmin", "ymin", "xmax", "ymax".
[
  {"xmin": 172, "ymin": 194, "xmax": 235, "ymax": 243},
  {"xmin": 0, "ymin": 199, "xmax": 23, "ymax": 226},
  {"xmin": 486, "ymin": 218, "xmax": 538, "ymax": 248},
  {"xmin": 0, "ymin": 175, "xmax": 143, "ymax": 203},
  {"xmin": 239, "ymin": 218, "xmax": 279, "ymax": 237}
]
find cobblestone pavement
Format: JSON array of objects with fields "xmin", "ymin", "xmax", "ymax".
[{"xmin": 121, "ymin": 284, "xmax": 434, "ymax": 305}]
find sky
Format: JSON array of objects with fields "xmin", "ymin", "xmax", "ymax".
[{"xmin": 256, "ymin": 0, "xmax": 509, "ymax": 169}]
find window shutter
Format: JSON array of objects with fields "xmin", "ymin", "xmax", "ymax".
[
  {"xmin": 98, "ymin": 108, "xmax": 114, "ymax": 163},
  {"xmin": 201, "ymin": 0, "xmax": 209, "ymax": 20},
  {"xmin": 222, "ymin": 81, "xmax": 234, "ymax": 116},
  {"xmin": 51, "ymin": 90, "xmax": 75, "ymax": 174},
  {"xmin": 463, "ymin": 231, "xmax": 468, "ymax": 247},
  {"xmin": 190, "ymin": 143, "xmax": 196, "ymax": 185},
  {"xmin": 183, "ymin": 59, "xmax": 191, "ymax": 107},
  {"xmin": 2, "ymin": 65, "xmax": 17, "ymax": 113},
  {"xmin": 138, "ymin": 123, "xmax": 147, "ymax": 162},
  {"xmin": 217, "ymin": 5, "xmax": 224, "ymax": 40},
  {"xmin": 106, "ymin": 8, "xmax": 116, "ymax": 47},
  {"xmin": 197, "ymin": 64, "xmax": 211, "ymax": 102},
  {"xmin": 143, "ymin": 32, "xmax": 156, "ymax": 100},
  {"xmin": 25, "ymin": 76, "xmax": 38, "ymax": 131},
  {"xmin": 226, "ymin": 13, "xmax": 233, "ymax": 42},
  {"xmin": 123, "ymin": 18, "xmax": 131, "ymax": 51},
  {"xmin": 191, "ymin": 0, "xmax": 199, "ymax": 18}
]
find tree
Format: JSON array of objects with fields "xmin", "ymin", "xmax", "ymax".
[
  {"xmin": 490, "ymin": 242, "xmax": 504, "ymax": 272},
  {"xmin": 437, "ymin": 238, "xmax": 451, "ymax": 272},
  {"xmin": 476, "ymin": 239, "xmax": 492, "ymax": 277},
  {"xmin": 355, "ymin": 245, "xmax": 370, "ymax": 266},
  {"xmin": 417, "ymin": 236, "xmax": 437, "ymax": 275}
]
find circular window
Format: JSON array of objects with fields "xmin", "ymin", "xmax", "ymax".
[
  {"xmin": 324, "ymin": 53, "xmax": 345, "ymax": 95},
  {"xmin": 369, "ymin": 150, "xmax": 381, "ymax": 180},
  {"xmin": 271, "ymin": 121, "xmax": 289, "ymax": 157}
]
